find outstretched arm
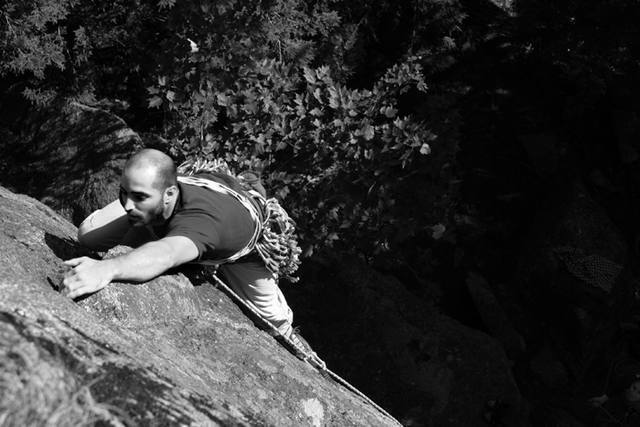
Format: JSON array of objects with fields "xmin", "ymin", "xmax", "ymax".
[{"xmin": 62, "ymin": 236, "xmax": 199, "ymax": 299}]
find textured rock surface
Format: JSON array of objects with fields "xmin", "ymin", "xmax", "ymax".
[{"xmin": 0, "ymin": 185, "xmax": 399, "ymax": 426}]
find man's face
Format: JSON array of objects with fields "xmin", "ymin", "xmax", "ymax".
[{"xmin": 119, "ymin": 166, "xmax": 165, "ymax": 226}]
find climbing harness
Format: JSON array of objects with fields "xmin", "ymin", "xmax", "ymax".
[
  {"xmin": 208, "ymin": 272, "xmax": 403, "ymax": 427},
  {"xmin": 177, "ymin": 159, "xmax": 301, "ymax": 281}
]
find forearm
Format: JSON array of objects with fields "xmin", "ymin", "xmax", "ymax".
[
  {"xmin": 105, "ymin": 240, "xmax": 179, "ymax": 283},
  {"xmin": 63, "ymin": 236, "xmax": 198, "ymax": 299}
]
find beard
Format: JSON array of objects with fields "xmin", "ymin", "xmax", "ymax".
[
  {"xmin": 127, "ymin": 214, "xmax": 145, "ymax": 226},
  {"xmin": 128, "ymin": 203, "xmax": 165, "ymax": 226}
]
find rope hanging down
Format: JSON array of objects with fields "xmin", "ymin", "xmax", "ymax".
[{"xmin": 208, "ymin": 273, "xmax": 403, "ymax": 427}]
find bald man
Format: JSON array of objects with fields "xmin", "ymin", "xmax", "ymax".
[{"xmin": 63, "ymin": 148, "xmax": 295, "ymax": 338}]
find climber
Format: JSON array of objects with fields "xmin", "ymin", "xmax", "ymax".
[{"xmin": 62, "ymin": 148, "xmax": 312, "ymax": 354}]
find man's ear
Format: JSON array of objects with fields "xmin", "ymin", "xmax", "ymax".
[{"xmin": 164, "ymin": 185, "xmax": 178, "ymax": 204}]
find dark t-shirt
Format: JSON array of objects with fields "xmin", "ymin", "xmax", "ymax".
[{"xmin": 152, "ymin": 173, "xmax": 256, "ymax": 262}]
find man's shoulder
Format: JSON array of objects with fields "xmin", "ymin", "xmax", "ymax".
[
  {"xmin": 187, "ymin": 172, "xmax": 244, "ymax": 192},
  {"xmin": 176, "ymin": 178, "xmax": 221, "ymax": 208},
  {"xmin": 175, "ymin": 175, "xmax": 249, "ymax": 215}
]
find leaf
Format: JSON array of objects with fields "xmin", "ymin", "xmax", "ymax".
[
  {"xmin": 340, "ymin": 220, "xmax": 352, "ymax": 229},
  {"xmin": 304, "ymin": 245, "xmax": 314, "ymax": 257},
  {"xmin": 442, "ymin": 36, "xmax": 456, "ymax": 49},
  {"xmin": 362, "ymin": 124, "xmax": 375, "ymax": 140},
  {"xmin": 148, "ymin": 96, "xmax": 163, "ymax": 108},
  {"xmin": 187, "ymin": 38, "xmax": 199, "ymax": 53},
  {"xmin": 216, "ymin": 93, "xmax": 229, "ymax": 106},
  {"xmin": 328, "ymin": 87, "xmax": 340, "ymax": 108},
  {"xmin": 313, "ymin": 88, "xmax": 323, "ymax": 103},
  {"xmin": 277, "ymin": 186, "xmax": 290, "ymax": 199},
  {"xmin": 431, "ymin": 223, "xmax": 446, "ymax": 239},
  {"xmin": 316, "ymin": 66, "xmax": 330, "ymax": 81},
  {"xmin": 383, "ymin": 106, "xmax": 397, "ymax": 118},
  {"xmin": 157, "ymin": 0, "xmax": 176, "ymax": 9},
  {"xmin": 303, "ymin": 67, "xmax": 316, "ymax": 84},
  {"xmin": 243, "ymin": 101, "xmax": 258, "ymax": 114}
]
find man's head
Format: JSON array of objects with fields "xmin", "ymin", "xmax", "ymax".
[{"xmin": 119, "ymin": 149, "xmax": 178, "ymax": 226}]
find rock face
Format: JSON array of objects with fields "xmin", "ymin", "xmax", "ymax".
[
  {"xmin": 0, "ymin": 185, "xmax": 399, "ymax": 426},
  {"xmin": 0, "ymin": 102, "xmax": 142, "ymax": 225}
]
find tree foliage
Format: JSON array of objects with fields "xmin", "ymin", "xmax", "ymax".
[
  {"xmin": 0, "ymin": 0, "xmax": 464, "ymax": 259},
  {"xmin": 164, "ymin": 58, "xmax": 450, "ymax": 255},
  {"xmin": 0, "ymin": 0, "xmax": 77, "ymax": 104}
]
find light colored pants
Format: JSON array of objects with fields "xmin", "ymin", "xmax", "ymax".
[{"xmin": 78, "ymin": 200, "xmax": 294, "ymax": 336}]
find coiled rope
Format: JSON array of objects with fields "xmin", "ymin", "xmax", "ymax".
[
  {"xmin": 208, "ymin": 273, "xmax": 404, "ymax": 427},
  {"xmin": 254, "ymin": 197, "xmax": 301, "ymax": 281}
]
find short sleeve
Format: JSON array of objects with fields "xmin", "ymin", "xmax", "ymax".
[
  {"xmin": 162, "ymin": 178, "xmax": 257, "ymax": 262},
  {"xmin": 164, "ymin": 208, "xmax": 221, "ymax": 261}
]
